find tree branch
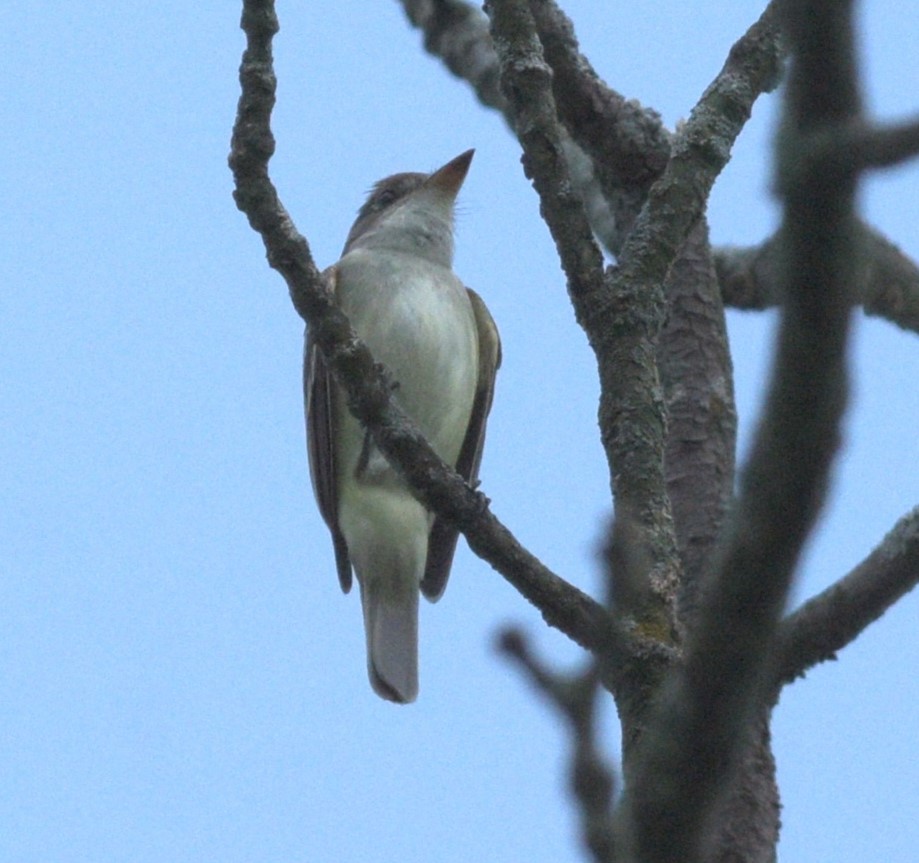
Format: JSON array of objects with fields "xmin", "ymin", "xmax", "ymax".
[
  {"xmin": 398, "ymin": 0, "xmax": 631, "ymax": 253},
  {"xmin": 592, "ymin": 0, "xmax": 784, "ymax": 624},
  {"xmin": 658, "ymin": 220, "xmax": 737, "ymax": 616},
  {"xmin": 228, "ymin": 0, "xmax": 615, "ymax": 657},
  {"xmin": 497, "ymin": 629, "xmax": 616, "ymax": 863},
  {"xmin": 534, "ymin": 0, "xmax": 783, "ymax": 248},
  {"xmin": 527, "ymin": 1, "xmax": 780, "ymax": 610},
  {"xmin": 527, "ymin": 0, "xmax": 670, "ymax": 182},
  {"xmin": 526, "ymin": 0, "xmax": 671, "ymax": 249},
  {"xmin": 483, "ymin": 0, "xmax": 604, "ymax": 303},
  {"xmin": 798, "ymin": 114, "xmax": 919, "ymax": 175},
  {"xmin": 606, "ymin": 0, "xmax": 781, "ymax": 291},
  {"xmin": 716, "ymin": 221, "xmax": 919, "ymax": 334},
  {"xmin": 399, "ymin": 0, "xmax": 505, "ymax": 111},
  {"xmin": 485, "ymin": 0, "xmax": 786, "ymax": 643},
  {"xmin": 618, "ymin": 0, "xmax": 862, "ymax": 859},
  {"xmin": 486, "ymin": 0, "xmax": 683, "ymax": 644},
  {"xmin": 858, "ymin": 115, "xmax": 919, "ymax": 167},
  {"xmin": 773, "ymin": 506, "xmax": 919, "ymax": 691}
]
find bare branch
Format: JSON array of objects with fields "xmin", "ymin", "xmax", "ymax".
[
  {"xmin": 228, "ymin": 2, "xmax": 323, "ymax": 323},
  {"xmin": 528, "ymin": 0, "xmax": 669, "ymax": 184},
  {"xmin": 485, "ymin": 0, "xmax": 784, "ymax": 646},
  {"xmin": 400, "ymin": 0, "xmax": 505, "ymax": 111},
  {"xmin": 618, "ymin": 0, "xmax": 862, "ymax": 859},
  {"xmin": 398, "ymin": 0, "xmax": 633, "ymax": 253},
  {"xmin": 527, "ymin": 0, "xmax": 671, "ymax": 248},
  {"xmin": 484, "ymin": 0, "xmax": 604, "ymax": 303},
  {"xmin": 773, "ymin": 506, "xmax": 919, "ymax": 690},
  {"xmin": 717, "ymin": 221, "xmax": 919, "ymax": 334},
  {"xmin": 659, "ymin": 221, "xmax": 737, "ymax": 615},
  {"xmin": 229, "ymin": 0, "xmax": 612, "ymax": 656},
  {"xmin": 497, "ymin": 628, "xmax": 617, "ymax": 863},
  {"xmin": 532, "ymin": 0, "xmax": 785, "ymax": 207},
  {"xmin": 853, "ymin": 115, "xmax": 919, "ymax": 168},
  {"xmin": 793, "ymin": 115, "xmax": 919, "ymax": 177}
]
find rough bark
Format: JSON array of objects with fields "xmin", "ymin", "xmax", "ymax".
[{"xmin": 659, "ymin": 219, "xmax": 737, "ymax": 618}]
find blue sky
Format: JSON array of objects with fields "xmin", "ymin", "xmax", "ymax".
[{"xmin": 2, "ymin": 2, "xmax": 917, "ymax": 862}]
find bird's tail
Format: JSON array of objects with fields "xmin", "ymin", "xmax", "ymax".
[{"xmin": 359, "ymin": 581, "xmax": 419, "ymax": 704}]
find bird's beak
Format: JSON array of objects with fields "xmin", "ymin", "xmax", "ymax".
[{"xmin": 426, "ymin": 149, "xmax": 475, "ymax": 197}]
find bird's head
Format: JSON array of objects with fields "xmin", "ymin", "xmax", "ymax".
[{"xmin": 342, "ymin": 149, "xmax": 474, "ymax": 266}]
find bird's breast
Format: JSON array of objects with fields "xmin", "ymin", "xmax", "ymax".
[{"xmin": 333, "ymin": 250, "xmax": 479, "ymax": 479}]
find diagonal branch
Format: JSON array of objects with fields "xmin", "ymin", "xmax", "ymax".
[
  {"xmin": 604, "ymin": 0, "xmax": 782, "ymax": 299},
  {"xmin": 854, "ymin": 115, "xmax": 919, "ymax": 167},
  {"xmin": 716, "ymin": 221, "xmax": 919, "ymax": 334},
  {"xmin": 400, "ymin": 0, "xmax": 506, "ymax": 111},
  {"xmin": 773, "ymin": 506, "xmax": 919, "ymax": 691},
  {"xmin": 528, "ymin": 0, "xmax": 670, "ymax": 185},
  {"xmin": 483, "ymin": 0, "xmax": 604, "ymax": 306},
  {"xmin": 228, "ymin": 0, "xmax": 616, "ymax": 658}
]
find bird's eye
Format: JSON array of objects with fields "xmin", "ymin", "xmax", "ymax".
[{"xmin": 375, "ymin": 189, "xmax": 397, "ymax": 209}]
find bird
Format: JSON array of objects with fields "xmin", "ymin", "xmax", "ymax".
[{"xmin": 304, "ymin": 149, "xmax": 501, "ymax": 703}]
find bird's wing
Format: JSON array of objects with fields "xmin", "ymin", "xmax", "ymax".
[
  {"xmin": 304, "ymin": 269, "xmax": 353, "ymax": 593},
  {"xmin": 421, "ymin": 288, "xmax": 502, "ymax": 601}
]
